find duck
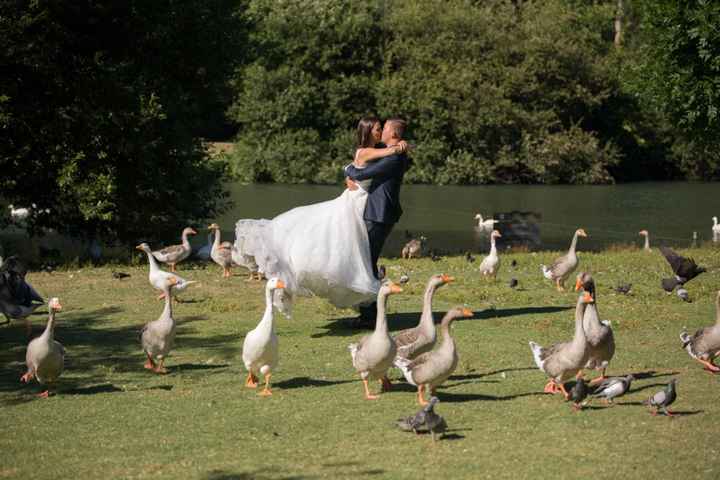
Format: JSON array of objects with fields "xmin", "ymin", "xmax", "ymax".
[
  {"xmin": 349, "ymin": 282, "xmax": 402, "ymax": 400},
  {"xmin": 402, "ymin": 236, "xmax": 427, "ymax": 259},
  {"xmin": 151, "ymin": 227, "xmax": 197, "ymax": 272},
  {"xmin": 135, "ymin": 243, "xmax": 196, "ymax": 299},
  {"xmin": 541, "ymin": 228, "xmax": 587, "ymax": 291},
  {"xmin": 529, "ymin": 290, "xmax": 593, "ymax": 398},
  {"xmin": 195, "ymin": 234, "xmax": 213, "ymax": 260},
  {"xmin": 713, "ymin": 217, "xmax": 720, "ymax": 243},
  {"xmin": 638, "ymin": 229, "xmax": 651, "ymax": 251},
  {"xmin": 242, "ymin": 277, "xmax": 285, "ymax": 396},
  {"xmin": 396, "ymin": 307, "xmax": 473, "ymax": 405},
  {"xmin": 21, "ymin": 297, "xmax": 64, "ymax": 397},
  {"xmin": 679, "ymin": 290, "xmax": 720, "ymax": 373},
  {"xmin": 208, "ymin": 223, "xmax": 234, "ymax": 277},
  {"xmin": 141, "ymin": 277, "xmax": 178, "ymax": 374},
  {"xmin": 474, "ymin": 213, "xmax": 497, "ymax": 232},
  {"xmin": 659, "ymin": 246, "xmax": 705, "ymax": 292},
  {"xmin": 0, "ymin": 256, "xmax": 44, "ymax": 335},
  {"xmin": 479, "ymin": 230, "xmax": 502, "ymax": 280},
  {"xmin": 392, "ymin": 274, "xmax": 454, "ymax": 364},
  {"xmin": 575, "ymin": 272, "xmax": 615, "ymax": 384}
]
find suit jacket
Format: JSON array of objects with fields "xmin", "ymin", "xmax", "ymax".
[{"xmin": 345, "ymin": 149, "xmax": 411, "ymax": 225}]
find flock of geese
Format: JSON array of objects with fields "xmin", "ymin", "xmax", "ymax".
[{"xmin": 1, "ymin": 219, "xmax": 717, "ymax": 432}]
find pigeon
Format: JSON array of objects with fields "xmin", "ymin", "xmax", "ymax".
[
  {"xmin": 509, "ymin": 278, "xmax": 518, "ymax": 289},
  {"xmin": 430, "ymin": 249, "xmax": 443, "ymax": 262},
  {"xmin": 643, "ymin": 379, "xmax": 677, "ymax": 416},
  {"xmin": 399, "ymin": 274, "xmax": 410, "ymax": 284},
  {"xmin": 676, "ymin": 288, "xmax": 690, "ymax": 302},
  {"xmin": 613, "ymin": 283, "xmax": 632, "ymax": 295},
  {"xmin": 592, "ymin": 375, "xmax": 634, "ymax": 404},
  {"xmin": 568, "ymin": 377, "xmax": 588, "ymax": 411},
  {"xmin": 465, "ymin": 251, "xmax": 476, "ymax": 263},
  {"xmin": 112, "ymin": 271, "xmax": 131, "ymax": 280},
  {"xmin": 396, "ymin": 396, "xmax": 447, "ymax": 441},
  {"xmin": 510, "ymin": 259, "xmax": 517, "ymax": 268},
  {"xmin": 659, "ymin": 246, "xmax": 705, "ymax": 292}
]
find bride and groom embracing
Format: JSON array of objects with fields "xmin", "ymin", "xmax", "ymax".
[{"xmin": 234, "ymin": 116, "xmax": 411, "ymax": 327}]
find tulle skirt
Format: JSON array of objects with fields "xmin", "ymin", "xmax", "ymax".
[{"xmin": 234, "ymin": 188, "xmax": 380, "ymax": 315}]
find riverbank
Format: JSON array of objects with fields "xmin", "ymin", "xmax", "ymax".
[{"xmin": 1, "ymin": 248, "xmax": 719, "ymax": 479}]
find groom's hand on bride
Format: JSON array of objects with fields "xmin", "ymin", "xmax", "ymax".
[{"xmin": 345, "ymin": 177, "xmax": 359, "ymax": 190}]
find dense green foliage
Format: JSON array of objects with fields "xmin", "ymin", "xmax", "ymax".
[
  {"xmin": 227, "ymin": 0, "xmax": 720, "ymax": 184},
  {"xmin": 1, "ymin": 1, "xmax": 245, "ymax": 242}
]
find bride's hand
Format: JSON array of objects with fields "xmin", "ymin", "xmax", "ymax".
[
  {"xmin": 394, "ymin": 141, "xmax": 408, "ymax": 154},
  {"xmin": 345, "ymin": 177, "xmax": 359, "ymax": 191}
]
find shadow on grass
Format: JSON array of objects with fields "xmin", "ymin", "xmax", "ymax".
[
  {"xmin": 436, "ymin": 390, "xmax": 546, "ymax": 403},
  {"xmin": 273, "ymin": 376, "xmax": 354, "ymax": 389},
  {"xmin": 313, "ymin": 306, "xmax": 572, "ymax": 338},
  {"xmin": 173, "ymin": 363, "xmax": 230, "ymax": 372},
  {"xmin": 205, "ymin": 469, "xmax": 309, "ymax": 480}
]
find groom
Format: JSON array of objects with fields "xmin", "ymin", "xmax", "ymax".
[{"xmin": 345, "ymin": 118, "xmax": 411, "ymax": 328}]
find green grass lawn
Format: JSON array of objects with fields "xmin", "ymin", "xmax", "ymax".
[{"xmin": 2, "ymin": 247, "xmax": 720, "ymax": 479}]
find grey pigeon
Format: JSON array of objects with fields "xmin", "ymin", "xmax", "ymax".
[
  {"xmin": 643, "ymin": 379, "xmax": 677, "ymax": 416},
  {"xmin": 613, "ymin": 284, "xmax": 632, "ymax": 295},
  {"xmin": 592, "ymin": 375, "xmax": 634, "ymax": 404},
  {"xmin": 676, "ymin": 288, "xmax": 690, "ymax": 302},
  {"xmin": 465, "ymin": 251, "xmax": 476, "ymax": 263},
  {"xmin": 399, "ymin": 274, "xmax": 410, "ymax": 284},
  {"xmin": 510, "ymin": 259, "xmax": 517, "ymax": 268},
  {"xmin": 509, "ymin": 278, "xmax": 519, "ymax": 289},
  {"xmin": 396, "ymin": 396, "xmax": 447, "ymax": 441},
  {"xmin": 569, "ymin": 378, "xmax": 588, "ymax": 411},
  {"xmin": 112, "ymin": 271, "xmax": 131, "ymax": 280}
]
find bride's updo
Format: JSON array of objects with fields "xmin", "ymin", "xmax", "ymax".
[{"xmin": 356, "ymin": 116, "xmax": 380, "ymax": 148}]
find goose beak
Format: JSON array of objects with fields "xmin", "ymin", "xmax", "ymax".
[
  {"xmin": 135, "ymin": 244, "xmax": 144, "ymax": 251},
  {"xmin": 276, "ymin": 280, "xmax": 286, "ymax": 289},
  {"xmin": 461, "ymin": 308, "xmax": 473, "ymax": 317},
  {"xmin": 578, "ymin": 229, "xmax": 588, "ymax": 237},
  {"xmin": 189, "ymin": 229, "xmax": 197, "ymax": 235},
  {"xmin": 441, "ymin": 274, "xmax": 455, "ymax": 283},
  {"xmin": 389, "ymin": 283, "xmax": 403, "ymax": 294},
  {"xmin": 582, "ymin": 291, "xmax": 594, "ymax": 303},
  {"xmin": 574, "ymin": 278, "xmax": 583, "ymax": 291}
]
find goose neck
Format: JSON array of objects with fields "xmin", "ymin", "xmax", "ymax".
[
  {"xmin": 41, "ymin": 310, "xmax": 56, "ymax": 340},
  {"xmin": 569, "ymin": 232, "xmax": 579, "ymax": 254},
  {"xmin": 374, "ymin": 291, "xmax": 389, "ymax": 336},
  {"xmin": 573, "ymin": 298, "xmax": 587, "ymax": 344}
]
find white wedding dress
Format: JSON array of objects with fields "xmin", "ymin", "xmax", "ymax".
[{"xmin": 234, "ymin": 176, "xmax": 380, "ymax": 315}]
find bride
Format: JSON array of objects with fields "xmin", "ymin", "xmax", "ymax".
[{"xmin": 234, "ymin": 117, "xmax": 407, "ymax": 314}]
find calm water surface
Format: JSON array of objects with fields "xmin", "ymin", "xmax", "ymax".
[{"xmin": 217, "ymin": 182, "xmax": 718, "ymax": 255}]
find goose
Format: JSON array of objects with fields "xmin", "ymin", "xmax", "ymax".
[
  {"xmin": 8, "ymin": 204, "xmax": 30, "ymax": 221},
  {"xmin": 529, "ymin": 291, "xmax": 593, "ymax": 398},
  {"xmin": 679, "ymin": 290, "xmax": 720, "ymax": 372},
  {"xmin": 242, "ymin": 277, "xmax": 285, "ymax": 396},
  {"xmin": 208, "ymin": 223, "xmax": 234, "ymax": 277},
  {"xmin": 135, "ymin": 243, "xmax": 196, "ymax": 299},
  {"xmin": 141, "ymin": 277, "xmax": 178, "ymax": 374},
  {"xmin": 402, "ymin": 236, "xmax": 426, "ymax": 259},
  {"xmin": 474, "ymin": 214, "xmax": 497, "ymax": 232},
  {"xmin": 349, "ymin": 282, "xmax": 402, "ymax": 400},
  {"xmin": 195, "ymin": 234, "xmax": 213, "ymax": 260},
  {"xmin": 479, "ymin": 230, "xmax": 502, "ymax": 280},
  {"xmin": 638, "ymin": 230, "xmax": 651, "ymax": 251},
  {"xmin": 396, "ymin": 307, "xmax": 473, "ymax": 405},
  {"xmin": 713, "ymin": 217, "xmax": 720, "ymax": 243},
  {"xmin": 392, "ymin": 274, "xmax": 454, "ymax": 365},
  {"xmin": 0, "ymin": 256, "xmax": 44, "ymax": 335},
  {"xmin": 21, "ymin": 298, "xmax": 64, "ymax": 397},
  {"xmin": 541, "ymin": 228, "xmax": 587, "ymax": 291},
  {"xmin": 575, "ymin": 272, "xmax": 615, "ymax": 384},
  {"xmin": 152, "ymin": 227, "xmax": 197, "ymax": 272}
]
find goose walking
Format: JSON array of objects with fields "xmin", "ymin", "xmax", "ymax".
[
  {"xmin": 136, "ymin": 243, "xmax": 196, "ymax": 299},
  {"xmin": 21, "ymin": 298, "xmax": 64, "ymax": 397},
  {"xmin": 479, "ymin": 230, "xmax": 502, "ymax": 280},
  {"xmin": 141, "ymin": 277, "xmax": 179, "ymax": 374},
  {"xmin": 541, "ymin": 228, "xmax": 587, "ymax": 291},
  {"xmin": 151, "ymin": 227, "xmax": 197, "ymax": 272},
  {"xmin": 575, "ymin": 272, "xmax": 615, "ymax": 384},
  {"xmin": 208, "ymin": 223, "xmax": 234, "ymax": 277},
  {"xmin": 474, "ymin": 214, "xmax": 497, "ymax": 232},
  {"xmin": 680, "ymin": 291, "xmax": 720, "ymax": 372}
]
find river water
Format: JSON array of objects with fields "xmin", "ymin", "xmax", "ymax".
[{"xmin": 216, "ymin": 182, "xmax": 718, "ymax": 255}]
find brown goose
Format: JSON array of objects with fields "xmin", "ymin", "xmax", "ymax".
[
  {"xmin": 395, "ymin": 307, "xmax": 473, "ymax": 405},
  {"xmin": 680, "ymin": 291, "xmax": 720, "ymax": 373},
  {"xmin": 541, "ymin": 228, "xmax": 587, "ymax": 291},
  {"xmin": 21, "ymin": 298, "xmax": 64, "ymax": 397},
  {"xmin": 402, "ymin": 236, "xmax": 426, "ymax": 259},
  {"xmin": 529, "ymin": 291, "xmax": 593, "ymax": 398},
  {"xmin": 392, "ymin": 274, "xmax": 454, "ymax": 363},
  {"xmin": 575, "ymin": 272, "xmax": 615, "ymax": 384},
  {"xmin": 349, "ymin": 282, "xmax": 402, "ymax": 400},
  {"xmin": 208, "ymin": 223, "xmax": 234, "ymax": 278},
  {"xmin": 151, "ymin": 227, "xmax": 197, "ymax": 272}
]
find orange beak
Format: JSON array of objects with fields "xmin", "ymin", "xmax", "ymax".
[
  {"xmin": 574, "ymin": 278, "xmax": 583, "ymax": 292},
  {"xmin": 389, "ymin": 283, "xmax": 403, "ymax": 294},
  {"xmin": 134, "ymin": 244, "xmax": 143, "ymax": 250},
  {"xmin": 276, "ymin": 280, "xmax": 286, "ymax": 289},
  {"xmin": 582, "ymin": 291, "xmax": 594, "ymax": 303},
  {"xmin": 461, "ymin": 308, "xmax": 473, "ymax": 317},
  {"xmin": 441, "ymin": 274, "xmax": 455, "ymax": 283}
]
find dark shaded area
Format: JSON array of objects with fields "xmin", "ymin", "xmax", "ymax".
[{"xmin": 273, "ymin": 377, "xmax": 354, "ymax": 390}]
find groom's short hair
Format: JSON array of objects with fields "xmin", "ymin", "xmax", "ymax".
[{"xmin": 386, "ymin": 118, "xmax": 407, "ymax": 139}]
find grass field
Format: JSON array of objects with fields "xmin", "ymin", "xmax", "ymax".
[{"xmin": 2, "ymin": 247, "xmax": 720, "ymax": 479}]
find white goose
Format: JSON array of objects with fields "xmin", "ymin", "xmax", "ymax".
[
  {"xmin": 242, "ymin": 277, "xmax": 285, "ymax": 396},
  {"xmin": 474, "ymin": 213, "xmax": 497, "ymax": 232},
  {"xmin": 208, "ymin": 223, "xmax": 234, "ymax": 278},
  {"xmin": 136, "ymin": 243, "xmax": 196, "ymax": 299},
  {"xmin": 479, "ymin": 230, "xmax": 502, "ymax": 280},
  {"xmin": 141, "ymin": 277, "xmax": 178, "ymax": 374},
  {"xmin": 21, "ymin": 298, "xmax": 64, "ymax": 397},
  {"xmin": 713, "ymin": 217, "xmax": 720, "ymax": 243},
  {"xmin": 639, "ymin": 230, "xmax": 651, "ymax": 251}
]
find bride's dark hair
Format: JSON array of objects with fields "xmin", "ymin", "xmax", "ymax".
[{"xmin": 356, "ymin": 116, "xmax": 380, "ymax": 148}]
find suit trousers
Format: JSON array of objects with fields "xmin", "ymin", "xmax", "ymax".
[{"xmin": 357, "ymin": 220, "xmax": 395, "ymax": 324}]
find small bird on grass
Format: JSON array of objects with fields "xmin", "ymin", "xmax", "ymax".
[
  {"xmin": 510, "ymin": 259, "xmax": 517, "ymax": 268},
  {"xmin": 613, "ymin": 283, "xmax": 632, "ymax": 295},
  {"xmin": 399, "ymin": 274, "xmax": 410, "ymax": 284},
  {"xmin": 644, "ymin": 379, "xmax": 677, "ymax": 416},
  {"xmin": 112, "ymin": 271, "xmax": 131, "ymax": 280},
  {"xmin": 465, "ymin": 251, "xmax": 476, "ymax": 263},
  {"xmin": 396, "ymin": 396, "xmax": 447, "ymax": 441},
  {"xmin": 568, "ymin": 377, "xmax": 588, "ymax": 411},
  {"xmin": 509, "ymin": 278, "xmax": 518, "ymax": 289},
  {"xmin": 591, "ymin": 375, "xmax": 633, "ymax": 404},
  {"xmin": 430, "ymin": 249, "xmax": 443, "ymax": 262},
  {"xmin": 676, "ymin": 288, "xmax": 690, "ymax": 302}
]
